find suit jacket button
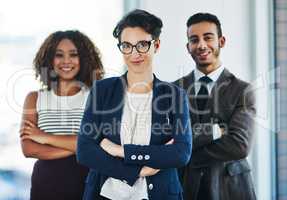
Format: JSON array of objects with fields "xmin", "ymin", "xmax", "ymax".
[
  {"xmin": 144, "ymin": 155, "xmax": 150, "ymax": 160},
  {"xmin": 148, "ymin": 183, "xmax": 153, "ymax": 190},
  {"xmin": 138, "ymin": 155, "xmax": 143, "ymax": 160},
  {"xmin": 131, "ymin": 155, "xmax": 136, "ymax": 160}
]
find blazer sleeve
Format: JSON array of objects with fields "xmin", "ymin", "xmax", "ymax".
[
  {"xmin": 192, "ymin": 125, "xmax": 214, "ymax": 151},
  {"xmin": 123, "ymin": 90, "xmax": 192, "ymax": 169},
  {"xmin": 192, "ymin": 122, "xmax": 224, "ymax": 150},
  {"xmin": 76, "ymin": 82, "xmax": 141, "ymax": 186},
  {"xmin": 191, "ymin": 85, "xmax": 256, "ymax": 166}
]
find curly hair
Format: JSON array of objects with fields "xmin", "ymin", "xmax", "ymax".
[{"xmin": 33, "ymin": 30, "xmax": 104, "ymax": 90}]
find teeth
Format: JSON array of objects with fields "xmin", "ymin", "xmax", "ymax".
[
  {"xmin": 60, "ymin": 67, "xmax": 73, "ymax": 72},
  {"xmin": 199, "ymin": 52, "xmax": 208, "ymax": 56}
]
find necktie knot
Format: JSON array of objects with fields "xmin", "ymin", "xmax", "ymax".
[{"xmin": 199, "ymin": 76, "xmax": 212, "ymax": 84}]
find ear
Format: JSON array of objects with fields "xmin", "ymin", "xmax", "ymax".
[
  {"xmin": 186, "ymin": 43, "xmax": 192, "ymax": 54},
  {"xmin": 219, "ymin": 36, "xmax": 226, "ymax": 48},
  {"xmin": 154, "ymin": 39, "xmax": 160, "ymax": 53}
]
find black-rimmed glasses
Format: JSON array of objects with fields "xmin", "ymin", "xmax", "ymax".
[{"xmin": 117, "ymin": 39, "xmax": 155, "ymax": 54}]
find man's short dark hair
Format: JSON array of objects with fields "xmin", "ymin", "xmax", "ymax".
[
  {"xmin": 186, "ymin": 13, "xmax": 222, "ymax": 37},
  {"xmin": 113, "ymin": 9, "xmax": 163, "ymax": 41}
]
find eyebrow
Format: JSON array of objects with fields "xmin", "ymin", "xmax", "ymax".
[
  {"xmin": 203, "ymin": 32, "xmax": 215, "ymax": 36},
  {"xmin": 55, "ymin": 49, "xmax": 78, "ymax": 52},
  {"xmin": 121, "ymin": 39, "xmax": 153, "ymax": 44},
  {"xmin": 189, "ymin": 32, "xmax": 215, "ymax": 38}
]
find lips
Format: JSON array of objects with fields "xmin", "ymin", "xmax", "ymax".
[
  {"xmin": 197, "ymin": 51, "xmax": 210, "ymax": 60},
  {"xmin": 59, "ymin": 66, "xmax": 74, "ymax": 72},
  {"xmin": 131, "ymin": 60, "xmax": 144, "ymax": 65}
]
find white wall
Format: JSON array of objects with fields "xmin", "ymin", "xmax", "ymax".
[{"xmin": 138, "ymin": 0, "xmax": 252, "ymax": 82}]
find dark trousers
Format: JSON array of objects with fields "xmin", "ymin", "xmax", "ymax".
[
  {"xmin": 196, "ymin": 168, "xmax": 212, "ymax": 200},
  {"xmin": 30, "ymin": 155, "xmax": 88, "ymax": 200}
]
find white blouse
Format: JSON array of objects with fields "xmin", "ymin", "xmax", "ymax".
[{"xmin": 100, "ymin": 90, "xmax": 153, "ymax": 200}]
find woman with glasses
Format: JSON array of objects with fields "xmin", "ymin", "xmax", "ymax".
[
  {"xmin": 20, "ymin": 30, "xmax": 104, "ymax": 200},
  {"xmin": 77, "ymin": 9, "xmax": 192, "ymax": 200}
]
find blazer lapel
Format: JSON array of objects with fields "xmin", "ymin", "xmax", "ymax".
[
  {"xmin": 111, "ymin": 74, "xmax": 127, "ymax": 144},
  {"xmin": 182, "ymin": 71, "xmax": 200, "ymax": 124},
  {"xmin": 151, "ymin": 75, "xmax": 168, "ymax": 144},
  {"xmin": 201, "ymin": 69, "xmax": 233, "ymax": 122}
]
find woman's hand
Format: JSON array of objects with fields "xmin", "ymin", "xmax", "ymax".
[
  {"xmin": 20, "ymin": 120, "xmax": 50, "ymax": 145},
  {"xmin": 139, "ymin": 139, "xmax": 173, "ymax": 177},
  {"xmin": 139, "ymin": 166, "xmax": 160, "ymax": 177},
  {"xmin": 100, "ymin": 138, "xmax": 124, "ymax": 158},
  {"xmin": 165, "ymin": 138, "xmax": 174, "ymax": 145}
]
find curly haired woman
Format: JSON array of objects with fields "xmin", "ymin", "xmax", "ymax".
[{"xmin": 20, "ymin": 30, "xmax": 104, "ymax": 200}]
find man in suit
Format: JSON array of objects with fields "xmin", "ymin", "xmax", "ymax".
[{"xmin": 174, "ymin": 13, "xmax": 257, "ymax": 200}]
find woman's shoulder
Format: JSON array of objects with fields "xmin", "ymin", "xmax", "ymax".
[
  {"xmin": 23, "ymin": 91, "xmax": 39, "ymax": 109},
  {"xmin": 24, "ymin": 91, "xmax": 38, "ymax": 102}
]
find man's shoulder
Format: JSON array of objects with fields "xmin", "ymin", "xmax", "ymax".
[
  {"xmin": 227, "ymin": 71, "xmax": 251, "ymax": 91},
  {"xmin": 173, "ymin": 71, "xmax": 194, "ymax": 89},
  {"xmin": 156, "ymin": 78, "xmax": 187, "ymax": 97}
]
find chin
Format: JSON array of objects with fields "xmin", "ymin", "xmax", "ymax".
[
  {"xmin": 197, "ymin": 63, "xmax": 211, "ymax": 68},
  {"xmin": 129, "ymin": 66, "xmax": 146, "ymax": 74},
  {"xmin": 58, "ymin": 74, "xmax": 77, "ymax": 81}
]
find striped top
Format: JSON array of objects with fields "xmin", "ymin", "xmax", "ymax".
[{"xmin": 36, "ymin": 87, "xmax": 90, "ymax": 135}]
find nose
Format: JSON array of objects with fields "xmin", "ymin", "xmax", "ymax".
[
  {"xmin": 130, "ymin": 46, "xmax": 141, "ymax": 56},
  {"xmin": 197, "ymin": 38, "xmax": 207, "ymax": 50},
  {"xmin": 63, "ymin": 55, "xmax": 71, "ymax": 64}
]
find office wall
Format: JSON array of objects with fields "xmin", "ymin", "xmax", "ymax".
[{"xmin": 137, "ymin": 0, "xmax": 252, "ymax": 82}]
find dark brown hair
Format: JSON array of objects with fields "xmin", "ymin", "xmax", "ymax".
[
  {"xmin": 33, "ymin": 30, "xmax": 104, "ymax": 90},
  {"xmin": 113, "ymin": 9, "xmax": 163, "ymax": 41},
  {"xmin": 187, "ymin": 13, "xmax": 223, "ymax": 37}
]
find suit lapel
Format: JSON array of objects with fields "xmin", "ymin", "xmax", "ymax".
[
  {"xmin": 182, "ymin": 71, "xmax": 200, "ymax": 124},
  {"xmin": 201, "ymin": 69, "xmax": 233, "ymax": 122}
]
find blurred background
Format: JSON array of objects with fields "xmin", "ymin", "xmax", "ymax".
[{"xmin": 0, "ymin": 0, "xmax": 285, "ymax": 199}]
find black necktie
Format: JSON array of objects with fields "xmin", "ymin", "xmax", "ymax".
[{"xmin": 196, "ymin": 76, "xmax": 212, "ymax": 111}]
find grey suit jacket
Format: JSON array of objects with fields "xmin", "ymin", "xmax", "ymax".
[{"xmin": 174, "ymin": 69, "xmax": 257, "ymax": 200}]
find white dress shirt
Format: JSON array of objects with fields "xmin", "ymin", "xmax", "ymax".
[{"xmin": 194, "ymin": 65, "xmax": 225, "ymax": 95}]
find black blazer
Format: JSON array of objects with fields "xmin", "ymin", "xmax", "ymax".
[
  {"xmin": 77, "ymin": 73, "xmax": 192, "ymax": 200},
  {"xmin": 174, "ymin": 69, "xmax": 257, "ymax": 200}
]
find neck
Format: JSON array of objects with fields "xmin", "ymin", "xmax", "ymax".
[
  {"xmin": 54, "ymin": 80, "xmax": 81, "ymax": 96},
  {"xmin": 127, "ymin": 70, "xmax": 153, "ymax": 93},
  {"xmin": 197, "ymin": 60, "xmax": 221, "ymax": 75}
]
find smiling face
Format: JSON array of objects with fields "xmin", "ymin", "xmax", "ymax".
[
  {"xmin": 187, "ymin": 21, "xmax": 225, "ymax": 74},
  {"xmin": 53, "ymin": 39, "xmax": 80, "ymax": 82},
  {"xmin": 120, "ymin": 27, "xmax": 160, "ymax": 75}
]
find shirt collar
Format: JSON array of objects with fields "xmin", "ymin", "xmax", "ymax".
[{"xmin": 194, "ymin": 65, "xmax": 225, "ymax": 83}]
